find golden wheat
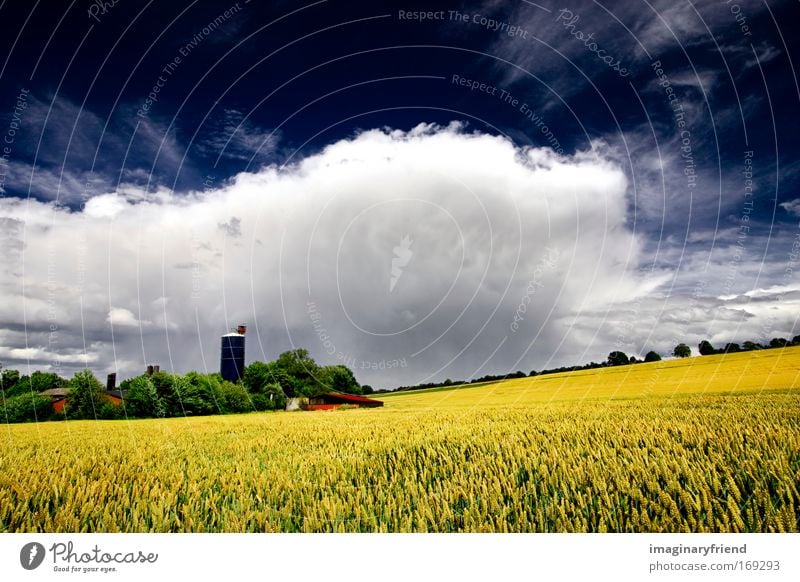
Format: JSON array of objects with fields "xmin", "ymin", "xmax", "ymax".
[{"xmin": 1, "ymin": 348, "xmax": 798, "ymax": 532}]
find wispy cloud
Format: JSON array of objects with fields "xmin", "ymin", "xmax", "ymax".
[{"xmin": 196, "ymin": 108, "xmax": 280, "ymax": 166}]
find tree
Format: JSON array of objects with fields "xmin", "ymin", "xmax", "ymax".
[
  {"xmin": 644, "ymin": 351, "xmax": 662, "ymax": 362},
  {"xmin": 149, "ymin": 371, "xmax": 185, "ymax": 416},
  {"xmin": 219, "ymin": 381, "xmax": 251, "ymax": 413},
  {"xmin": 0, "ymin": 392, "xmax": 53, "ymax": 423},
  {"xmin": 361, "ymin": 384, "xmax": 374, "ymax": 395},
  {"xmin": 769, "ymin": 337, "xmax": 788, "ymax": 349},
  {"xmin": 607, "ymin": 351, "xmax": 629, "ymax": 366},
  {"xmin": 698, "ymin": 340, "xmax": 716, "ymax": 356},
  {"xmin": 66, "ymin": 370, "xmax": 106, "ymax": 419},
  {"xmin": 722, "ymin": 343, "xmax": 741, "ymax": 353},
  {"xmin": 792, "ymin": 335, "xmax": 800, "ymax": 346},
  {"xmin": 178, "ymin": 372, "xmax": 223, "ymax": 416},
  {"xmin": 249, "ymin": 383, "xmax": 286, "ymax": 411},
  {"xmin": 0, "ymin": 368, "xmax": 21, "ymax": 396},
  {"xmin": 125, "ymin": 375, "xmax": 166, "ymax": 418},
  {"xmin": 319, "ymin": 365, "xmax": 361, "ymax": 395},
  {"xmin": 673, "ymin": 343, "xmax": 691, "ymax": 358},
  {"xmin": 243, "ymin": 361, "xmax": 293, "ymax": 400},
  {"xmin": 28, "ymin": 371, "xmax": 65, "ymax": 392},
  {"xmin": 274, "ymin": 349, "xmax": 324, "ymax": 397},
  {"xmin": 742, "ymin": 341, "xmax": 762, "ymax": 351}
]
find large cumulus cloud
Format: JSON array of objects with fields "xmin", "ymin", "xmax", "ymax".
[{"xmin": 0, "ymin": 123, "xmax": 713, "ymax": 386}]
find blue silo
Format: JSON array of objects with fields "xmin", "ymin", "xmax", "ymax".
[{"xmin": 220, "ymin": 325, "xmax": 246, "ymax": 383}]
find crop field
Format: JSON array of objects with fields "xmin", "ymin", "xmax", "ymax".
[{"xmin": 1, "ymin": 348, "xmax": 798, "ymax": 532}]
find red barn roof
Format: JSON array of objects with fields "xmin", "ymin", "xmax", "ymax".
[{"xmin": 313, "ymin": 393, "xmax": 384, "ymax": 407}]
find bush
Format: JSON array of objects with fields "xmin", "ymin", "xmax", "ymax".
[
  {"xmin": 0, "ymin": 393, "xmax": 53, "ymax": 423},
  {"xmin": 125, "ymin": 376, "xmax": 166, "ymax": 418},
  {"xmin": 644, "ymin": 351, "xmax": 661, "ymax": 362},
  {"xmin": 97, "ymin": 401, "xmax": 123, "ymax": 420},
  {"xmin": 178, "ymin": 373, "xmax": 224, "ymax": 416},
  {"xmin": 607, "ymin": 351, "xmax": 629, "ymax": 366},
  {"xmin": 698, "ymin": 340, "xmax": 716, "ymax": 356},
  {"xmin": 220, "ymin": 381, "xmax": 252, "ymax": 413},
  {"xmin": 673, "ymin": 344, "xmax": 691, "ymax": 358},
  {"xmin": 319, "ymin": 365, "xmax": 361, "ymax": 395},
  {"xmin": 66, "ymin": 370, "xmax": 106, "ymax": 419}
]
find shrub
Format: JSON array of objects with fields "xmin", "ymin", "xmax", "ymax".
[
  {"xmin": 220, "ymin": 381, "xmax": 251, "ymax": 413},
  {"xmin": 673, "ymin": 344, "xmax": 691, "ymax": 358},
  {"xmin": 66, "ymin": 370, "xmax": 106, "ymax": 419},
  {"xmin": 125, "ymin": 376, "xmax": 166, "ymax": 418},
  {"xmin": 0, "ymin": 393, "xmax": 53, "ymax": 423}
]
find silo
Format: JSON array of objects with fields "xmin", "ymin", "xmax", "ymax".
[{"xmin": 220, "ymin": 326, "xmax": 246, "ymax": 383}]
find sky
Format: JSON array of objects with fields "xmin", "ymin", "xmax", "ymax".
[{"xmin": 0, "ymin": 0, "xmax": 798, "ymax": 388}]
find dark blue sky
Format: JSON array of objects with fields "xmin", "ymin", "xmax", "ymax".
[{"xmin": 1, "ymin": 0, "xmax": 798, "ymax": 384}]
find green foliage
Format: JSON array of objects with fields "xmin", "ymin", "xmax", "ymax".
[
  {"xmin": 698, "ymin": 340, "xmax": 716, "ymax": 356},
  {"xmin": 149, "ymin": 371, "xmax": 183, "ymax": 414},
  {"xmin": 644, "ymin": 351, "xmax": 661, "ymax": 362},
  {"xmin": 607, "ymin": 351, "xmax": 629, "ymax": 366},
  {"xmin": 28, "ymin": 371, "xmax": 66, "ymax": 392},
  {"xmin": 0, "ymin": 392, "xmax": 53, "ymax": 423},
  {"xmin": 742, "ymin": 341, "xmax": 763, "ymax": 351},
  {"xmin": 274, "ymin": 349, "xmax": 325, "ymax": 397},
  {"xmin": 319, "ymin": 365, "xmax": 361, "ymax": 395},
  {"xmin": 0, "ymin": 368, "xmax": 22, "ymax": 396},
  {"xmin": 66, "ymin": 370, "xmax": 106, "ymax": 419},
  {"xmin": 673, "ymin": 344, "xmax": 691, "ymax": 358},
  {"xmin": 249, "ymin": 383, "xmax": 286, "ymax": 411},
  {"xmin": 97, "ymin": 401, "xmax": 124, "ymax": 420},
  {"xmin": 723, "ymin": 343, "xmax": 741, "ymax": 353},
  {"xmin": 220, "ymin": 381, "xmax": 251, "ymax": 413},
  {"xmin": 362, "ymin": 384, "xmax": 374, "ymax": 395},
  {"xmin": 125, "ymin": 376, "xmax": 166, "ymax": 418},
  {"xmin": 769, "ymin": 337, "xmax": 788, "ymax": 348},
  {"xmin": 179, "ymin": 372, "xmax": 224, "ymax": 416}
]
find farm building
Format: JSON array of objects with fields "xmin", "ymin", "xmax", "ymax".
[
  {"xmin": 307, "ymin": 393, "xmax": 384, "ymax": 410},
  {"xmin": 40, "ymin": 387, "xmax": 70, "ymax": 414},
  {"xmin": 39, "ymin": 387, "xmax": 126, "ymax": 414}
]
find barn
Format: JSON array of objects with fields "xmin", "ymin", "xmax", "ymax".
[
  {"xmin": 39, "ymin": 387, "xmax": 126, "ymax": 414},
  {"xmin": 40, "ymin": 387, "xmax": 70, "ymax": 414},
  {"xmin": 307, "ymin": 393, "xmax": 384, "ymax": 410}
]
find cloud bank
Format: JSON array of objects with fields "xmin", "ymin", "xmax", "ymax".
[{"xmin": 0, "ymin": 123, "xmax": 794, "ymax": 386}]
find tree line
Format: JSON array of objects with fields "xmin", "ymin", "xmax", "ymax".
[
  {"xmin": 382, "ymin": 335, "xmax": 800, "ymax": 394},
  {"xmin": 0, "ymin": 348, "xmax": 362, "ymax": 423}
]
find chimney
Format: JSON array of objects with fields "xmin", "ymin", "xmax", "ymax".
[
  {"xmin": 237, "ymin": 324, "xmax": 247, "ymax": 335},
  {"xmin": 106, "ymin": 373, "xmax": 116, "ymax": 392},
  {"xmin": 146, "ymin": 365, "xmax": 154, "ymax": 376},
  {"xmin": 153, "ymin": 365, "xmax": 160, "ymax": 373}
]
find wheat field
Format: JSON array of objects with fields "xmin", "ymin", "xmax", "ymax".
[{"xmin": 1, "ymin": 348, "xmax": 798, "ymax": 532}]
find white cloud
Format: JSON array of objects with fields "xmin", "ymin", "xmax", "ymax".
[
  {"xmin": 107, "ymin": 307, "xmax": 147, "ymax": 328},
  {"xmin": 780, "ymin": 198, "xmax": 800, "ymax": 217},
  {"xmin": 0, "ymin": 123, "xmax": 794, "ymax": 385}
]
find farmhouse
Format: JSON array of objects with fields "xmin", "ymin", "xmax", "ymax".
[
  {"xmin": 40, "ymin": 387, "xmax": 70, "ymax": 414},
  {"xmin": 39, "ymin": 374, "xmax": 127, "ymax": 414},
  {"xmin": 307, "ymin": 393, "xmax": 384, "ymax": 410}
]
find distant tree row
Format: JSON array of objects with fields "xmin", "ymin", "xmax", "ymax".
[
  {"xmin": 380, "ymin": 335, "xmax": 800, "ymax": 393},
  {"xmin": 0, "ymin": 348, "xmax": 362, "ymax": 423},
  {"xmin": 691, "ymin": 336, "xmax": 800, "ymax": 357}
]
